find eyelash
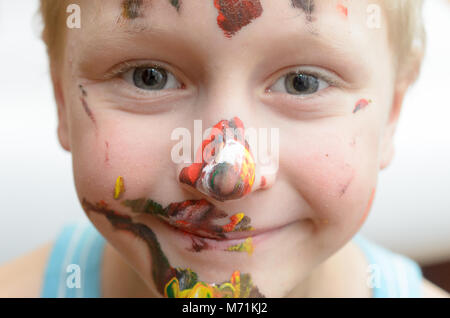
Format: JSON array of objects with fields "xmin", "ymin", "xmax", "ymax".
[
  {"xmin": 105, "ymin": 62, "xmax": 340, "ymax": 98},
  {"xmin": 104, "ymin": 61, "xmax": 165, "ymax": 79}
]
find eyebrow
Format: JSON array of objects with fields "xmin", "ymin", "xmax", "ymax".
[
  {"xmin": 121, "ymin": 0, "xmax": 181, "ymax": 19},
  {"xmin": 122, "ymin": 0, "xmax": 143, "ymax": 19},
  {"xmin": 290, "ymin": 0, "xmax": 315, "ymax": 21}
]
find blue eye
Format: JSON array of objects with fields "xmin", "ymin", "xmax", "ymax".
[
  {"xmin": 270, "ymin": 72, "xmax": 329, "ymax": 95},
  {"xmin": 123, "ymin": 66, "xmax": 181, "ymax": 91}
]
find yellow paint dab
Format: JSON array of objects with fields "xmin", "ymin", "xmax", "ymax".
[
  {"xmin": 114, "ymin": 176, "xmax": 125, "ymax": 200},
  {"xmin": 226, "ymin": 237, "xmax": 253, "ymax": 255}
]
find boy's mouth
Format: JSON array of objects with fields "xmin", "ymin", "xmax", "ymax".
[
  {"xmin": 123, "ymin": 196, "xmax": 298, "ymax": 252},
  {"xmin": 154, "ymin": 212, "xmax": 295, "ymax": 253}
]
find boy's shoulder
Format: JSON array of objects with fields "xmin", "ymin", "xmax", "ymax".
[
  {"xmin": 0, "ymin": 241, "xmax": 54, "ymax": 298},
  {"xmin": 351, "ymin": 236, "xmax": 449, "ymax": 298},
  {"xmin": 422, "ymin": 278, "xmax": 449, "ymax": 298}
]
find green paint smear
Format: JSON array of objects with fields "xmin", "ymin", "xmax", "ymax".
[
  {"xmin": 170, "ymin": 0, "xmax": 180, "ymax": 11},
  {"xmin": 82, "ymin": 197, "xmax": 264, "ymax": 298}
]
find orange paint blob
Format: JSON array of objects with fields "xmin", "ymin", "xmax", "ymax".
[{"xmin": 337, "ymin": 4, "xmax": 348, "ymax": 17}]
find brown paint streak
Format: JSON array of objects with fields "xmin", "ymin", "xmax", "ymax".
[
  {"xmin": 122, "ymin": 0, "xmax": 143, "ymax": 19},
  {"xmin": 189, "ymin": 236, "xmax": 209, "ymax": 252},
  {"xmin": 291, "ymin": 0, "xmax": 315, "ymax": 21},
  {"xmin": 78, "ymin": 85, "xmax": 97, "ymax": 128},
  {"xmin": 339, "ymin": 174, "xmax": 354, "ymax": 197}
]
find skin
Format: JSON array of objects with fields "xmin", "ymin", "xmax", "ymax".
[
  {"xmin": 56, "ymin": 0, "xmax": 419, "ymax": 297},
  {"xmin": 1, "ymin": 0, "xmax": 448, "ymax": 298}
]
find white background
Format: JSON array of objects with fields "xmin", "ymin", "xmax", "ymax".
[{"xmin": 0, "ymin": 0, "xmax": 449, "ymax": 266}]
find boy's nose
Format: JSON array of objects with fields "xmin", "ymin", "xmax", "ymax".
[{"xmin": 178, "ymin": 117, "xmax": 275, "ymax": 201}]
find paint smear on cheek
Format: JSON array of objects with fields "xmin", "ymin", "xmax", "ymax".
[
  {"xmin": 353, "ymin": 99, "xmax": 372, "ymax": 114},
  {"xmin": 78, "ymin": 85, "xmax": 97, "ymax": 128},
  {"xmin": 336, "ymin": 4, "xmax": 348, "ymax": 17},
  {"xmin": 114, "ymin": 176, "xmax": 125, "ymax": 199},
  {"xmin": 105, "ymin": 141, "xmax": 110, "ymax": 163},
  {"xmin": 213, "ymin": 0, "xmax": 263, "ymax": 38}
]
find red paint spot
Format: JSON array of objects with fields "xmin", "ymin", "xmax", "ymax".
[
  {"xmin": 337, "ymin": 4, "xmax": 348, "ymax": 17},
  {"xmin": 353, "ymin": 99, "xmax": 370, "ymax": 114},
  {"xmin": 179, "ymin": 163, "xmax": 203, "ymax": 186},
  {"xmin": 175, "ymin": 220, "xmax": 190, "ymax": 226},
  {"xmin": 213, "ymin": 0, "xmax": 263, "ymax": 38},
  {"xmin": 105, "ymin": 141, "xmax": 110, "ymax": 163}
]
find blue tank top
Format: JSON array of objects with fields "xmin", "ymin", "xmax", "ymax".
[{"xmin": 41, "ymin": 221, "xmax": 423, "ymax": 297}]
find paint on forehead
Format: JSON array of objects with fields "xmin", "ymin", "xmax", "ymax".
[
  {"xmin": 291, "ymin": 0, "xmax": 315, "ymax": 21},
  {"xmin": 122, "ymin": 0, "xmax": 143, "ymax": 19},
  {"xmin": 213, "ymin": 0, "xmax": 263, "ymax": 38},
  {"xmin": 82, "ymin": 197, "xmax": 265, "ymax": 297}
]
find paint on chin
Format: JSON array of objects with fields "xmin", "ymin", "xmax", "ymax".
[
  {"xmin": 213, "ymin": 0, "xmax": 263, "ymax": 38},
  {"xmin": 82, "ymin": 198, "xmax": 265, "ymax": 297}
]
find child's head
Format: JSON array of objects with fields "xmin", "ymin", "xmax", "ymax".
[{"xmin": 40, "ymin": 0, "xmax": 425, "ymax": 297}]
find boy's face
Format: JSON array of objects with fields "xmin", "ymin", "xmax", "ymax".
[{"xmin": 57, "ymin": 0, "xmax": 400, "ymax": 297}]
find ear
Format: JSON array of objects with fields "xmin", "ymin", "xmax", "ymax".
[
  {"xmin": 379, "ymin": 49, "xmax": 424, "ymax": 170},
  {"xmin": 52, "ymin": 74, "xmax": 71, "ymax": 152}
]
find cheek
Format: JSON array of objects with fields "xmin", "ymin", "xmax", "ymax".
[
  {"xmin": 71, "ymin": 113, "xmax": 177, "ymax": 206},
  {"xmin": 282, "ymin": 131, "xmax": 377, "ymax": 230}
]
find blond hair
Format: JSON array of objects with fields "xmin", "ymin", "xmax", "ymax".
[
  {"xmin": 39, "ymin": 0, "xmax": 426, "ymax": 77},
  {"xmin": 380, "ymin": 0, "xmax": 426, "ymax": 80}
]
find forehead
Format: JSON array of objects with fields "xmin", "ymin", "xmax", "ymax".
[
  {"xmin": 70, "ymin": 0, "xmax": 390, "ymax": 80},
  {"xmin": 77, "ymin": 0, "xmax": 385, "ymax": 40}
]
